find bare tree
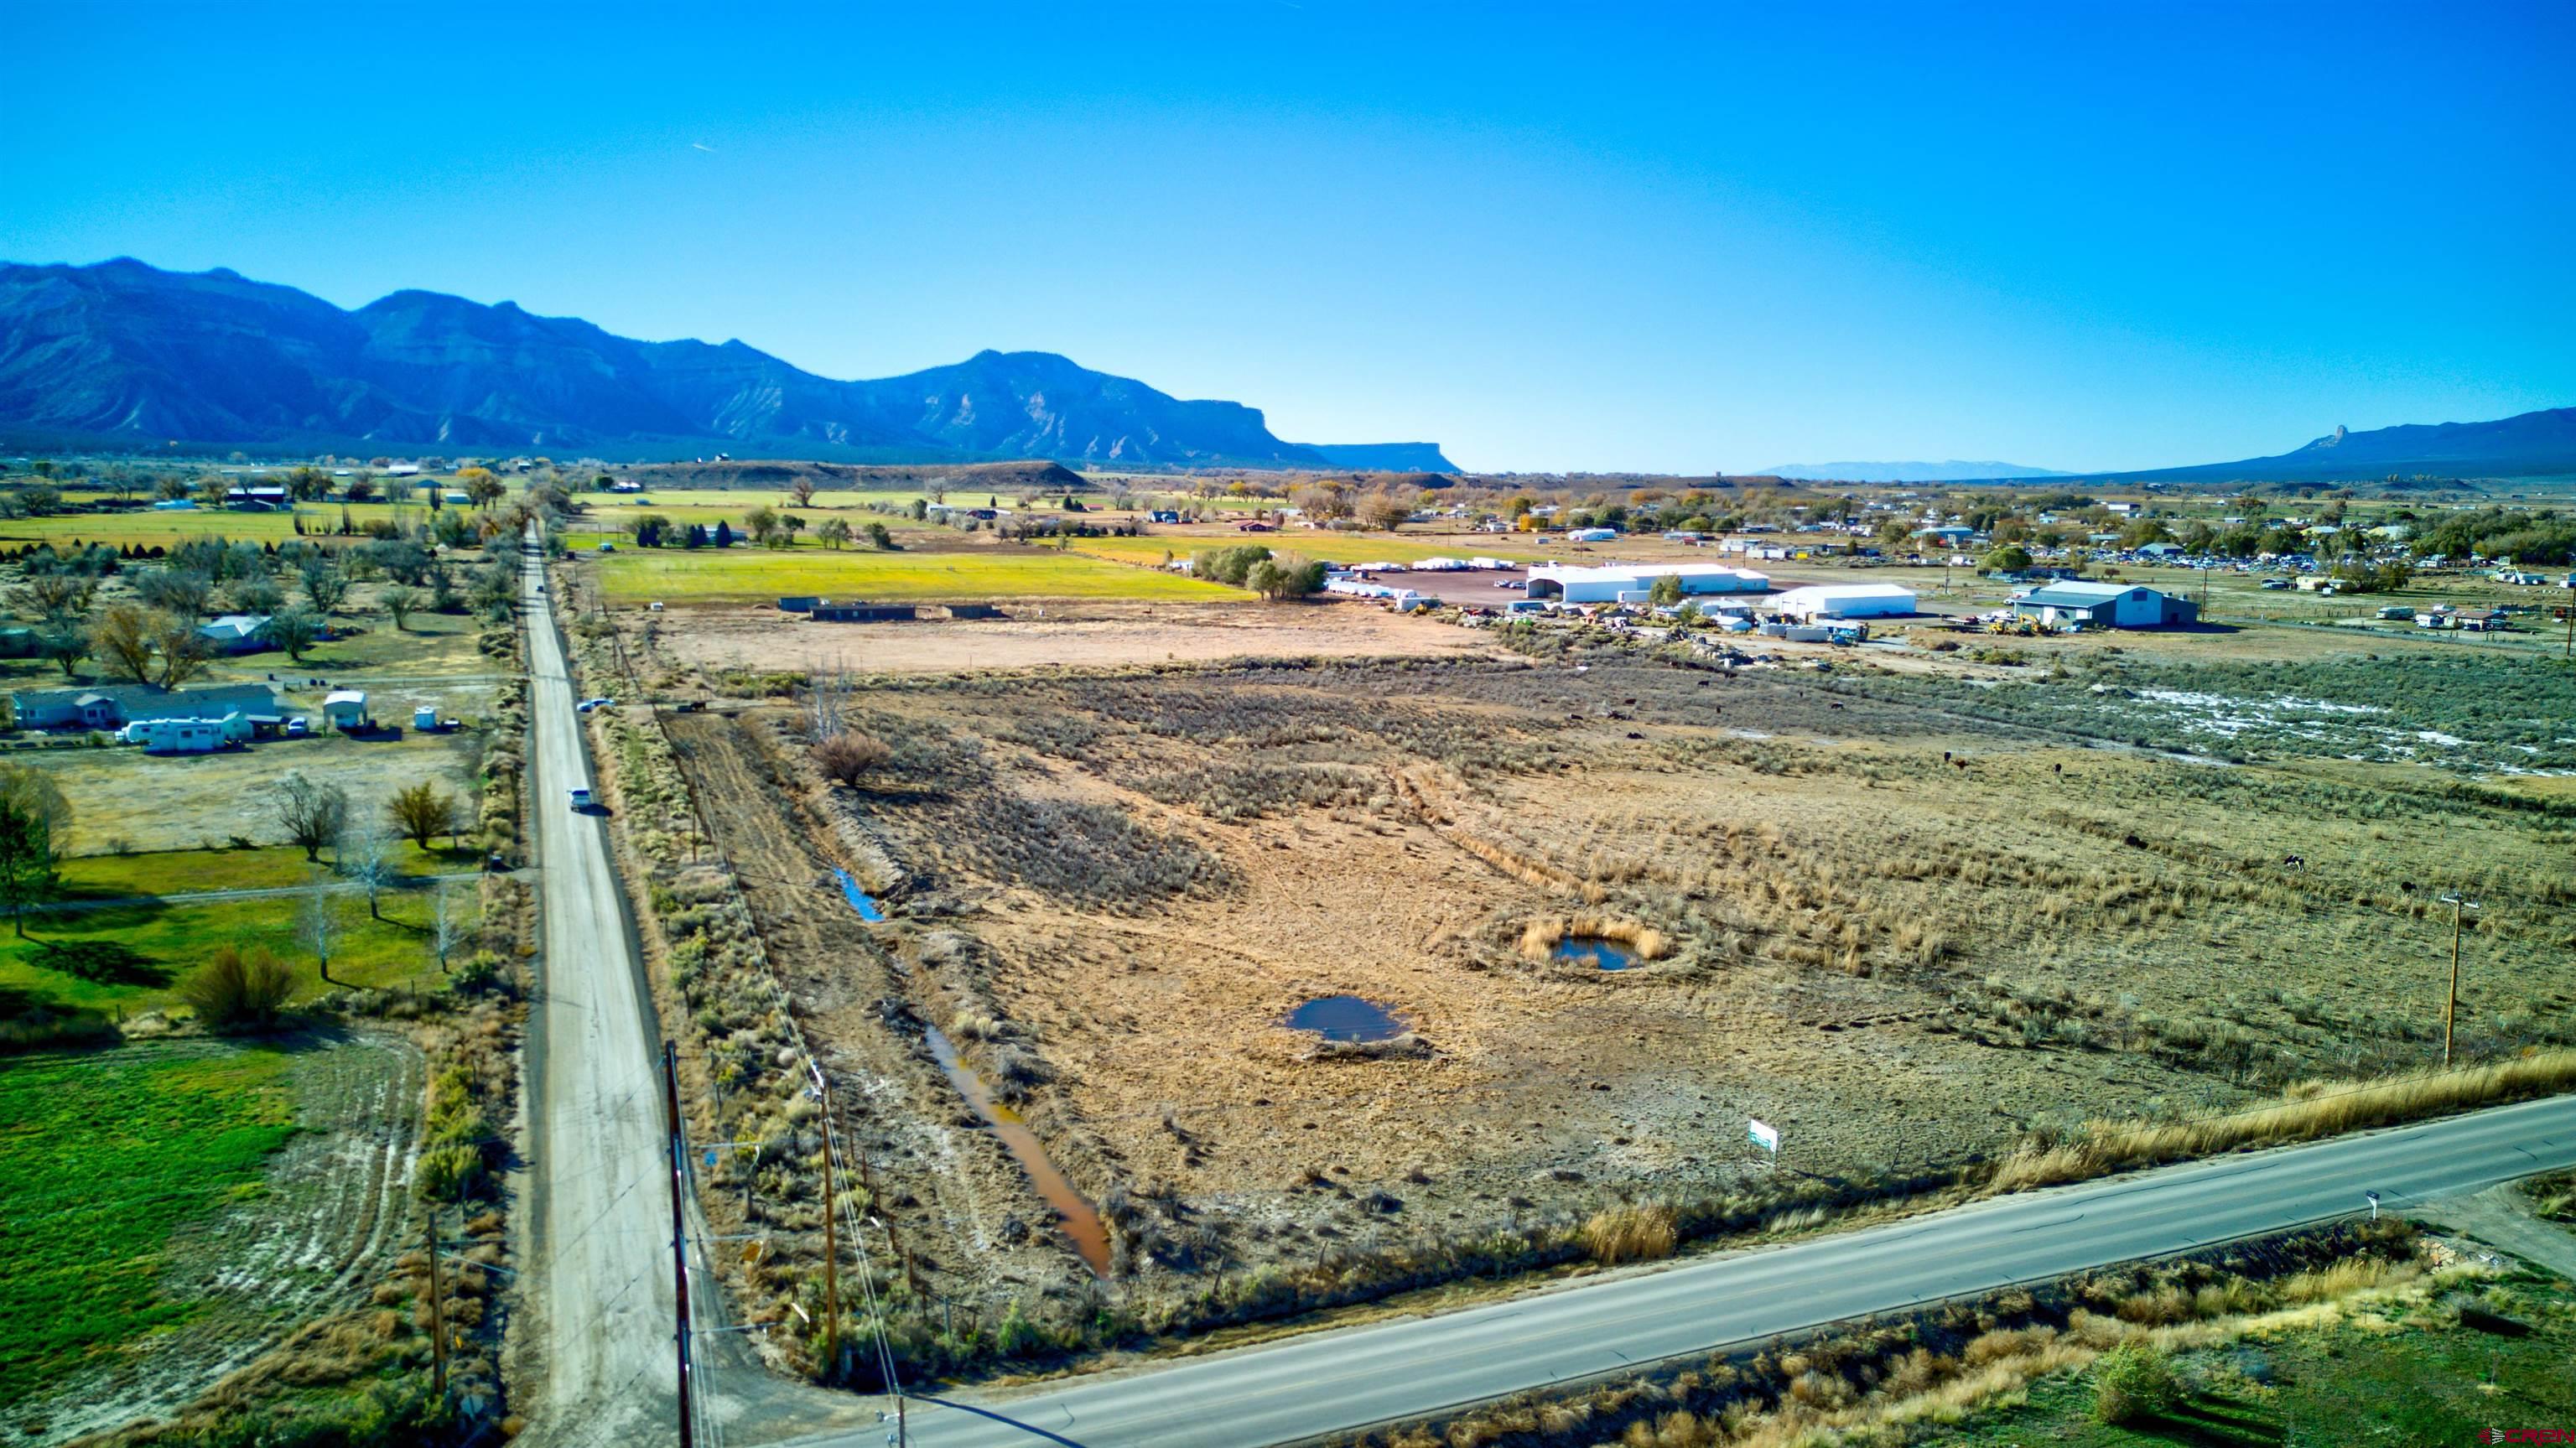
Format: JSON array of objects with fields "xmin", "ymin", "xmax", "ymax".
[
  {"xmin": 273, "ymin": 771, "xmax": 350, "ymax": 862},
  {"xmin": 299, "ymin": 869, "xmax": 341, "ymax": 984},
  {"xmin": 430, "ymin": 881, "xmax": 467, "ymax": 973},
  {"xmin": 338, "ymin": 817, "xmax": 395, "ymax": 921},
  {"xmin": 804, "ymin": 660, "xmax": 854, "ymax": 743},
  {"xmin": 149, "ymin": 611, "xmax": 210, "ymax": 689}
]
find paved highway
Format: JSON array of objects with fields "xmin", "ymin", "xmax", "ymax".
[{"xmin": 792, "ymin": 1092, "xmax": 2576, "ymax": 1448}]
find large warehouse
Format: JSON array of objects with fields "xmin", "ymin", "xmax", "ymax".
[
  {"xmin": 1770, "ymin": 583, "xmax": 1919, "ymax": 620},
  {"xmin": 2009, "ymin": 581, "xmax": 2198, "ymax": 629},
  {"xmin": 1525, "ymin": 563, "xmax": 1771, "ymax": 604}
]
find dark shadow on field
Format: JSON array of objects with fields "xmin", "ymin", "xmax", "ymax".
[
  {"xmin": 2132, "ymin": 1395, "xmax": 2287, "ymax": 1447},
  {"xmin": 25, "ymin": 938, "xmax": 169, "ymax": 986}
]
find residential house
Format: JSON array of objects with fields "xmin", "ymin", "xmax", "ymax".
[{"xmin": 11, "ymin": 682, "xmax": 279, "ymax": 733}]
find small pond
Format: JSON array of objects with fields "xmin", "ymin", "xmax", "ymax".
[
  {"xmin": 1287, "ymin": 995, "xmax": 1405, "ymax": 1043},
  {"xmin": 1552, "ymin": 937, "xmax": 1638, "ymax": 971}
]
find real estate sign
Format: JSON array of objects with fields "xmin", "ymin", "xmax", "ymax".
[{"xmin": 1748, "ymin": 1118, "xmax": 1780, "ymax": 1155}]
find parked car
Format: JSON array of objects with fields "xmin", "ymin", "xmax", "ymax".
[
  {"xmin": 284, "ymin": 718, "xmax": 309, "ymax": 737},
  {"xmin": 577, "ymin": 697, "xmax": 615, "ymax": 713},
  {"xmin": 568, "ymin": 786, "xmax": 595, "ymax": 809}
]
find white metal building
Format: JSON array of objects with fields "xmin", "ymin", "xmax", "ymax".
[
  {"xmin": 1770, "ymin": 583, "xmax": 1918, "ymax": 620},
  {"xmin": 323, "ymin": 690, "xmax": 371, "ymax": 731},
  {"xmin": 1525, "ymin": 563, "xmax": 1771, "ymax": 605}
]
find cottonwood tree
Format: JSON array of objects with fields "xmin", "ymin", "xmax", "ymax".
[
  {"xmin": 25, "ymin": 573, "xmax": 96, "ymax": 621},
  {"xmin": 814, "ymin": 518, "xmax": 853, "ymax": 551},
  {"xmin": 93, "ymin": 604, "xmax": 158, "ymax": 683},
  {"xmin": 787, "ymin": 477, "xmax": 817, "ymax": 506},
  {"xmin": 458, "ymin": 467, "xmax": 506, "ymax": 509},
  {"xmin": 387, "ymin": 780, "xmax": 457, "ymax": 851},
  {"xmin": 274, "ymin": 771, "xmax": 350, "ymax": 862},
  {"xmin": 1647, "ymin": 574, "xmax": 1685, "ymax": 607},
  {"xmin": 0, "ymin": 766, "xmax": 70, "ymax": 937},
  {"xmin": 1357, "ymin": 490, "xmax": 1412, "ymax": 532},
  {"xmin": 148, "ymin": 612, "xmax": 210, "ymax": 688}
]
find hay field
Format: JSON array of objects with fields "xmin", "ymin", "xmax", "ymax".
[
  {"xmin": 587, "ymin": 543, "xmax": 1246, "ymax": 604},
  {"xmin": 641, "ymin": 625, "xmax": 2575, "ymax": 1314}
]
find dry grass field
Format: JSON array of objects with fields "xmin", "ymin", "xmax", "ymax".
[{"xmin": 610, "ymin": 596, "xmax": 2576, "ymax": 1351}]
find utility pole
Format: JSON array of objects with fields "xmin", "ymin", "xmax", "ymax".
[
  {"xmin": 2439, "ymin": 894, "xmax": 2477, "ymax": 1067},
  {"xmin": 814, "ymin": 1070, "xmax": 840, "ymax": 1380},
  {"xmin": 663, "ymin": 1040, "xmax": 696, "ymax": 1448},
  {"xmin": 2562, "ymin": 579, "xmax": 2573, "ymax": 661},
  {"xmin": 425, "ymin": 1210, "xmax": 448, "ymax": 1399}
]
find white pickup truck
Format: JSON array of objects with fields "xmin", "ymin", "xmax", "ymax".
[{"xmin": 568, "ymin": 786, "xmax": 594, "ymax": 810}]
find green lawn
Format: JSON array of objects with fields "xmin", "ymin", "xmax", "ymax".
[
  {"xmin": 589, "ymin": 544, "xmax": 1248, "ymax": 604},
  {"xmin": 1920, "ymin": 1273, "xmax": 2576, "ymax": 1445},
  {"xmin": 0, "ymin": 887, "xmax": 470, "ymax": 1016},
  {"xmin": 52, "ymin": 844, "xmax": 469, "ymax": 900},
  {"xmin": 0, "ymin": 1044, "xmax": 300, "ymax": 1405}
]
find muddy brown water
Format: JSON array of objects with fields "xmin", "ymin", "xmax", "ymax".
[{"xmin": 922, "ymin": 1026, "xmax": 1112, "ymax": 1277}]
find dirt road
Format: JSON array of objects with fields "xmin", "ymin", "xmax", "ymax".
[{"xmin": 513, "ymin": 538, "xmax": 683, "ymax": 1446}]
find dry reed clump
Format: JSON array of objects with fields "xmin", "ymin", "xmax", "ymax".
[
  {"xmin": 1580, "ymin": 1201, "xmax": 1680, "ymax": 1265},
  {"xmin": 1519, "ymin": 914, "xmax": 1670, "ymax": 963},
  {"xmin": 1992, "ymin": 1047, "xmax": 2576, "ymax": 1192}
]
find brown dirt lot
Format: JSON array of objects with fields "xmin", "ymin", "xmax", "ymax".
[
  {"xmin": 641, "ymin": 600, "xmax": 1500, "ymax": 678},
  {"xmin": 628, "ymin": 620, "xmax": 2576, "ymax": 1331}
]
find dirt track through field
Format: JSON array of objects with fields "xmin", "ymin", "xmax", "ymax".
[
  {"xmin": 12, "ymin": 1034, "xmax": 424, "ymax": 1447},
  {"xmin": 658, "ymin": 711, "xmax": 1096, "ymax": 1293}
]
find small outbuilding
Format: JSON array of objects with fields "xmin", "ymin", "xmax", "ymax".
[
  {"xmin": 323, "ymin": 690, "xmax": 371, "ymax": 731},
  {"xmin": 1771, "ymin": 583, "xmax": 1918, "ymax": 620}
]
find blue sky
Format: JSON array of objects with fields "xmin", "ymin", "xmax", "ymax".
[{"xmin": 8, "ymin": 1, "xmax": 2571, "ymax": 473}]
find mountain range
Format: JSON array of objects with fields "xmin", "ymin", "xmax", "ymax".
[
  {"xmin": 2078, "ymin": 412, "xmax": 2576, "ymax": 485},
  {"xmin": 1759, "ymin": 460, "xmax": 2070, "ymax": 483},
  {"xmin": 0, "ymin": 258, "xmax": 1457, "ymax": 471}
]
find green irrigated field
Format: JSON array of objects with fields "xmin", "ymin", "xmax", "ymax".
[
  {"xmin": 0, "ymin": 886, "xmax": 473, "ymax": 1017},
  {"xmin": 589, "ymin": 544, "xmax": 1248, "ymax": 604},
  {"xmin": 1064, "ymin": 532, "xmax": 1571, "ymax": 569},
  {"xmin": 0, "ymin": 1045, "xmax": 299, "ymax": 1406},
  {"xmin": 0, "ymin": 500, "xmax": 461, "ymax": 550}
]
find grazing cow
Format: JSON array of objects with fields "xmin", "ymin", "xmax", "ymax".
[{"xmin": 2283, "ymin": 854, "xmax": 2306, "ymax": 870}]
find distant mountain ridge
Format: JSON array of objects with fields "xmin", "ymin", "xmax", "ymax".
[
  {"xmin": 1759, "ymin": 459, "xmax": 2070, "ymax": 483},
  {"xmin": 2079, "ymin": 408, "xmax": 2576, "ymax": 484},
  {"xmin": 0, "ymin": 258, "xmax": 1441, "ymax": 470},
  {"xmin": 1297, "ymin": 442, "xmax": 1457, "ymax": 473}
]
